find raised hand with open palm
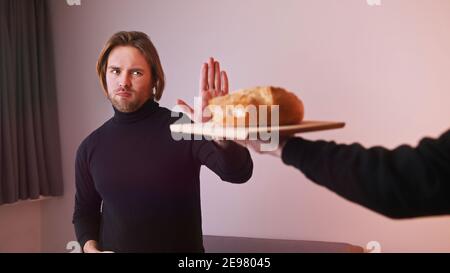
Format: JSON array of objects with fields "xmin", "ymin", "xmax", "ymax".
[{"xmin": 177, "ymin": 57, "xmax": 229, "ymax": 123}]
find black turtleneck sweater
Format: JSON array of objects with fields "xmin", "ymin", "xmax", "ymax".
[
  {"xmin": 73, "ymin": 99, "xmax": 253, "ymax": 253},
  {"xmin": 282, "ymin": 129, "xmax": 450, "ymax": 218}
]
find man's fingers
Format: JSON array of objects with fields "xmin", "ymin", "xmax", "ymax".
[
  {"xmin": 201, "ymin": 89, "xmax": 212, "ymax": 109},
  {"xmin": 221, "ymin": 71, "xmax": 229, "ymax": 96},
  {"xmin": 208, "ymin": 57, "xmax": 215, "ymax": 90},
  {"xmin": 214, "ymin": 61, "xmax": 221, "ymax": 97},
  {"xmin": 200, "ymin": 63, "xmax": 208, "ymax": 93},
  {"xmin": 176, "ymin": 99, "xmax": 195, "ymax": 119}
]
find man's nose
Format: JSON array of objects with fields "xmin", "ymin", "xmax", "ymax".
[{"xmin": 119, "ymin": 74, "xmax": 131, "ymax": 88}]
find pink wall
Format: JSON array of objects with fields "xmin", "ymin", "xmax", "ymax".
[
  {"xmin": 38, "ymin": 0, "xmax": 450, "ymax": 252},
  {"xmin": 0, "ymin": 201, "xmax": 41, "ymax": 253}
]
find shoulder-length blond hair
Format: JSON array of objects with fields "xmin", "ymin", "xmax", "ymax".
[{"xmin": 96, "ymin": 31, "xmax": 165, "ymax": 101}]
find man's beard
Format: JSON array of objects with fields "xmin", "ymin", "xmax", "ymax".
[{"xmin": 109, "ymin": 93, "xmax": 150, "ymax": 113}]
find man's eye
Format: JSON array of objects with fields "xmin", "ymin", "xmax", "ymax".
[
  {"xmin": 132, "ymin": 71, "xmax": 143, "ymax": 76},
  {"xmin": 110, "ymin": 69, "xmax": 120, "ymax": 74}
]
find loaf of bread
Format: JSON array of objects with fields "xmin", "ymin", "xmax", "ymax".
[{"xmin": 207, "ymin": 86, "xmax": 304, "ymax": 127}]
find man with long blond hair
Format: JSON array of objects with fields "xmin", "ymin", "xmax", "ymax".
[{"xmin": 73, "ymin": 31, "xmax": 253, "ymax": 253}]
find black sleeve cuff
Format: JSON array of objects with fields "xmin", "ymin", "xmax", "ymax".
[{"xmin": 281, "ymin": 137, "xmax": 309, "ymax": 167}]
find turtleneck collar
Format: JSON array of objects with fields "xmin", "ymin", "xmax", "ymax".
[{"xmin": 112, "ymin": 98, "xmax": 159, "ymax": 124}]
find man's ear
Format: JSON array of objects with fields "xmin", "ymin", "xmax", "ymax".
[{"xmin": 151, "ymin": 81, "xmax": 156, "ymax": 94}]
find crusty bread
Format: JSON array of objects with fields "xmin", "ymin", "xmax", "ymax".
[{"xmin": 207, "ymin": 86, "xmax": 304, "ymax": 127}]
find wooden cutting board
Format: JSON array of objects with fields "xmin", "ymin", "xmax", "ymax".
[{"xmin": 170, "ymin": 120, "xmax": 345, "ymax": 140}]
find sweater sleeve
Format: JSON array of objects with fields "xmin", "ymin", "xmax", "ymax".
[
  {"xmin": 193, "ymin": 140, "xmax": 253, "ymax": 184},
  {"xmin": 72, "ymin": 140, "xmax": 102, "ymax": 249},
  {"xmin": 281, "ymin": 129, "xmax": 450, "ymax": 219}
]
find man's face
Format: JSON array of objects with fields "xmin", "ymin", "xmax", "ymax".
[{"xmin": 106, "ymin": 46, "xmax": 153, "ymax": 113}]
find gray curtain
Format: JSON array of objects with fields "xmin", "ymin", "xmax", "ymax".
[{"xmin": 0, "ymin": 0, "xmax": 63, "ymax": 205}]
